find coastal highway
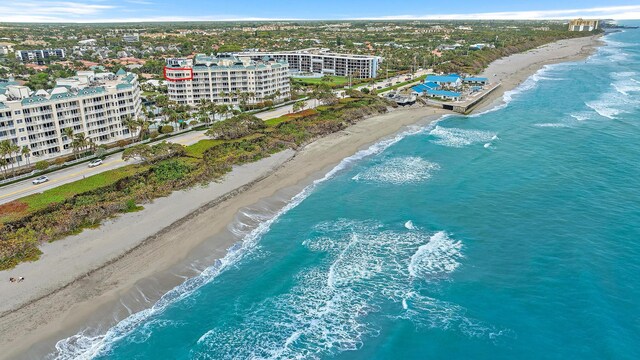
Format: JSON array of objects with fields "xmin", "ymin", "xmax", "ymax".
[{"xmin": 0, "ymin": 130, "xmax": 208, "ymax": 205}]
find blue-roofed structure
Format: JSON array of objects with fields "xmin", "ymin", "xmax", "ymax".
[
  {"xmin": 426, "ymin": 89, "xmax": 462, "ymax": 100},
  {"xmin": 464, "ymin": 77, "xmax": 489, "ymax": 85},
  {"xmin": 426, "ymin": 74, "xmax": 462, "ymax": 88}
]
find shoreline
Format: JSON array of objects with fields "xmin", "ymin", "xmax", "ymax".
[{"xmin": 0, "ymin": 34, "xmax": 602, "ymax": 359}]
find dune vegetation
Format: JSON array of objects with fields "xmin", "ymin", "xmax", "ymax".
[{"xmin": 0, "ymin": 91, "xmax": 393, "ymax": 270}]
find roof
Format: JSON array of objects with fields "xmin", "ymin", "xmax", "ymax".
[
  {"xmin": 116, "ymin": 68, "xmax": 127, "ymax": 76},
  {"xmin": 426, "ymin": 74, "xmax": 461, "ymax": 83},
  {"xmin": 427, "ymin": 89, "xmax": 462, "ymax": 97},
  {"xmin": 424, "ymin": 81, "xmax": 440, "ymax": 89},
  {"xmin": 464, "ymin": 77, "xmax": 488, "ymax": 82}
]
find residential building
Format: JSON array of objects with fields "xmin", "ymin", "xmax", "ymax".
[
  {"xmin": 15, "ymin": 49, "xmax": 66, "ymax": 63},
  {"xmin": 0, "ymin": 43, "xmax": 14, "ymax": 56},
  {"xmin": 164, "ymin": 54, "xmax": 290, "ymax": 106},
  {"xmin": 568, "ymin": 19, "xmax": 600, "ymax": 31},
  {"xmin": 235, "ymin": 48, "xmax": 382, "ymax": 78},
  {"xmin": 0, "ymin": 70, "xmax": 142, "ymax": 163},
  {"xmin": 123, "ymin": 33, "xmax": 140, "ymax": 42}
]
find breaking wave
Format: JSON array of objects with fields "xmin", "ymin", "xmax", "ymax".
[
  {"xmin": 51, "ymin": 114, "xmax": 449, "ymax": 360},
  {"xmin": 189, "ymin": 220, "xmax": 505, "ymax": 359},
  {"xmin": 352, "ymin": 156, "xmax": 440, "ymax": 185},
  {"xmin": 429, "ymin": 126, "xmax": 498, "ymax": 148}
]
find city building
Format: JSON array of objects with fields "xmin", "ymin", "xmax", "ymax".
[
  {"xmin": 0, "ymin": 43, "xmax": 14, "ymax": 56},
  {"xmin": 0, "ymin": 70, "xmax": 142, "ymax": 163},
  {"xmin": 123, "ymin": 33, "xmax": 140, "ymax": 42},
  {"xmin": 15, "ymin": 49, "xmax": 66, "ymax": 63},
  {"xmin": 235, "ymin": 48, "xmax": 382, "ymax": 78},
  {"xmin": 568, "ymin": 19, "xmax": 600, "ymax": 31},
  {"xmin": 164, "ymin": 54, "xmax": 290, "ymax": 107}
]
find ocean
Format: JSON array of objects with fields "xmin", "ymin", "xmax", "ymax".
[{"xmin": 54, "ymin": 28, "xmax": 640, "ymax": 359}]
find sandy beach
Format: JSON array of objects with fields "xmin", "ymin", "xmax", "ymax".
[{"xmin": 0, "ymin": 34, "xmax": 602, "ymax": 359}]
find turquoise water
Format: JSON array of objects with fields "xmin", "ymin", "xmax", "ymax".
[{"xmin": 55, "ymin": 29, "xmax": 640, "ymax": 359}]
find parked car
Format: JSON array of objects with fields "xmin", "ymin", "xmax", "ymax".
[
  {"xmin": 32, "ymin": 176, "xmax": 49, "ymax": 185},
  {"xmin": 88, "ymin": 159, "xmax": 103, "ymax": 168}
]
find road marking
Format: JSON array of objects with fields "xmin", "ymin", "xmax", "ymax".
[{"xmin": 0, "ymin": 158, "xmax": 125, "ymax": 201}]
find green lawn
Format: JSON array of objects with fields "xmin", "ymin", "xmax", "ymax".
[
  {"xmin": 184, "ymin": 139, "xmax": 224, "ymax": 158},
  {"xmin": 292, "ymin": 76, "xmax": 349, "ymax": 86},
  {"xmin": 0, "ymin": 164, "xmax": 149, "ymax": 224},
  {"xmin": 21, "ymin": 165, "xmax": 147, "ymax": 212},
  {"xmin": 378, "ymin": 74, "xmax": 427, "ymax": 93}
]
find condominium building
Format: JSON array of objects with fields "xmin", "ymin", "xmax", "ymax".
[
  {"xmin": 568, "ymin": 19, "xmax": 600, "ymax": 31},
  {"xmin": 15, "ymin": 48, "xmax": 66, "ymax": 63},
  {"xmin": 0, "ymin": 69, "xmax": 142, "ymax": 163},
  {"xmin": 0, "ymin": 43, "xmax": 14, "ymax": 56},
  {"xmin": 123, "ymin": 33, "xmax": 140, "ymax": 43},
  {"xmin": 235, "ymin": 48, "xmax": 383, "ymax": 78},
  {"xmin": 164, "ymin": 54, "xmax": 290, "ymax": 106}
]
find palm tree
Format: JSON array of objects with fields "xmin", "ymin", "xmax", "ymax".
[
  {"xmin": 72, "ymin": 133, "xmax": 88, "ymax": 159},
  {"xmin": 122, "ymin": 115, "xmax": 139, "ymax": 141},
  {"xmin": 138, "ymin": 119, "xmax": 151, "ymax": 140},
  {"xmin": 63, "ymin": 127, "xmax": 74, "ymax": 142},
  {"xmin": 10, "ymin": 142, "xmax": 20, "ymax": 172},
  {"xmin": 0, "ymin": 158, "xmax": 7, "ymax": 180},
  {"xmin": 21, "ymin": 146, "xmax": 31, "ymax": 166}
]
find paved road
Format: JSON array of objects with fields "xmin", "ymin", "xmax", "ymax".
[
  {"xmin": 0, "ymin": 130, "xmax": 210, "ymax": 205},
  {"xmin": 255, "ymin": 99, "xmax": 320, "ymax": 120}
]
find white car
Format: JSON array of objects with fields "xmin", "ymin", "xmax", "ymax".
[
  {"xmin": 32, "ymin": 176, "xmax": 49, "ymax": 185},
  {"xmin": 88, "ymin": 159, "xmax": 103, "ymax": 168}
]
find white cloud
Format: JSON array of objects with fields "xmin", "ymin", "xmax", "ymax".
[
  {"xmin": 0, "ymin": 1, "xmax": 115, "ymax": 22},
  {"xmin": 0, "ymin": 3, "xmax": 638, "ymax": 22},
  {"xmin": 365, "ymin": 5, "xmax": 640, "ymax": 20}
]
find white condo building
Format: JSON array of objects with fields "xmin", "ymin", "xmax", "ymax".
[
  {"xmin": 0, "ymin": 69, "xmax": 142, "ymax": 163},
  {"xmin": 164, "ymin": 54, "xmax": 290, "ymax": 106},
  {"xmin": 235, "ymin": 48, "xmax": 383, "ymax": 78}
]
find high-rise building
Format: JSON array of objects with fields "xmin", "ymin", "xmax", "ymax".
[
  {"xmin": 568, "ymin": 19, "xmax": 600, "ymax": 32},
  {"xmin": 164, "ymin": 54, "xmax": 290, "ymax": 106},
  {"xmin": 15, "ymin": 49, "xmax": 66, "ymax": 63},
  {"xmin": 235, "ymin": 48, "xmax": 383, "ymax": 78},
  {"xmin": 0, "ymin": 70, "xmax": 142, "ymax": 163}
]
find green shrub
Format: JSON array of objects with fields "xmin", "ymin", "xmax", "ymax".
[
  {"xmin": 159, "ymin": 125, "xmax": 174, "ymax": 134},
  {"xmin": 34, "ymin": 160, "xmax": 50, "ymax": 171}
]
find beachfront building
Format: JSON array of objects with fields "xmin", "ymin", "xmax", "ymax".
[
  {"xmin": 411, "ymin": 81, "xmax": 462, "ymax": 101},
  {"xmin": 0, "ymin": 70, "xmax": 142, "ymax": 163},
  {"xmin": 463, "ymin": 77, "xmax": 489, "ymax": 85},
  {"xmin": 568, "ymin": 19, "xmax": 600, "ymax": 32},
  {"xmin": 235, "ymin": 48, "xmax": 382, "ymax": 79},
  {"xmin": 15, "ymin": 49, "xmax": 66, "ymax": 63},
  {"xmin": 164, "ymin": 54, "xmax": 290, "ymax": 107},
  {"xmin": 426, "ymin": 74, "xmax": 463, "ymax": 89}
]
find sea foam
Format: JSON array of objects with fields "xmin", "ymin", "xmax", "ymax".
[
  {"xmin": 352, "ymin": 156, "xmax": 440, "ymax": 185},
  {"xmin": 51, "ymin": 112, "xmax": 448, "ymax": 360}
]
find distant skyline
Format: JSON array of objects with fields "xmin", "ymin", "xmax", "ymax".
[{"xmin": 1, "ymin": 1, "xmax": 640, "ymax": 23}]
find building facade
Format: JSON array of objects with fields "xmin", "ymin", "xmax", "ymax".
[
  {"xmin": 568, "ymin": 19, "xmax": 600, "ymax": 31},
  {"xmin": 0, "ymin": 70, "xmax": 142, "ymax": 163},
  {"xmin": 164, "ymin": 54, "xmax": 290, "ymax": 107},
  {"xmin": 15, "ymin": 48, "xmax": 66, "ymax": 63},
  {"xmin": 235, "ymin": 48, "xmax": 382, "ymax": 79},
  {"xmin": 0, "ymin": 44, "xmax": 14, "ymax": 56}
]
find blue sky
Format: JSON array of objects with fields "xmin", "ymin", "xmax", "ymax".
[{"xmin": 1, "ymin": 0, "xmax": 639, "ymax": 22}]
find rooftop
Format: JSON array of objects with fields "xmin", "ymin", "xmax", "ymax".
[{"xmin": 0, "ymin": 70, "xmax": 137, "ymax": 108}]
